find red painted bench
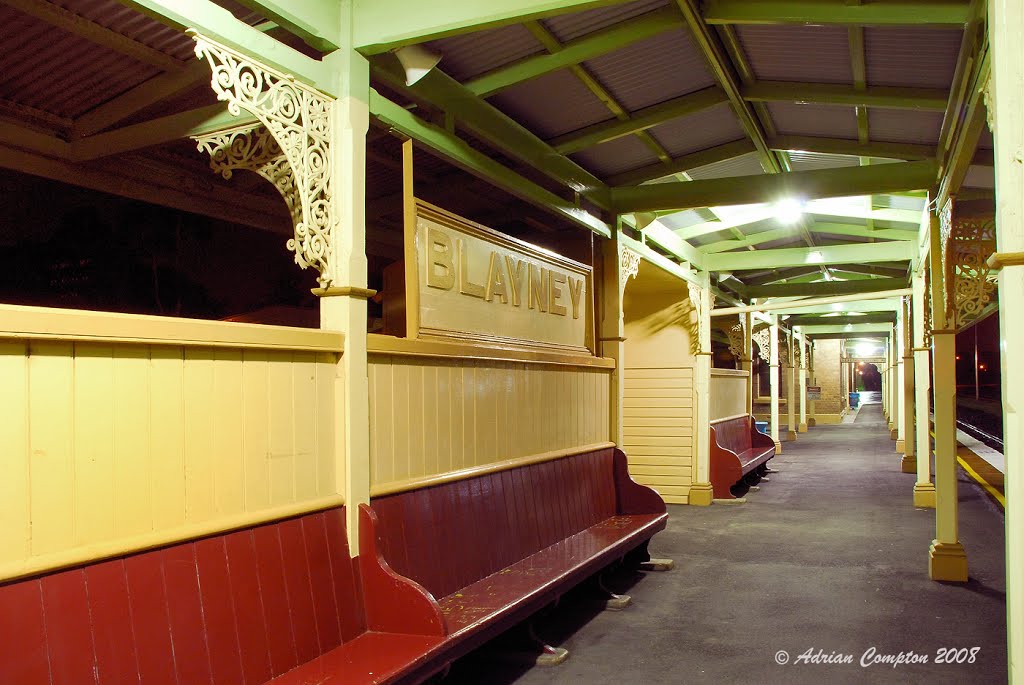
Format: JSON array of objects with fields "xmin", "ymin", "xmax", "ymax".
[
  {"xmin": 362, "ymin": 445, "xmax": 670, "ymax": 678},
  {"xmin": 710, "ymin": 414, "xmax": 776, "ymax": 500},
  {"xmin": 0, "ymin": 506, "xmax": 446, "ymax": 685}
]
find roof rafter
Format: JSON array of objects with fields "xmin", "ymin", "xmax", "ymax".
[
  {"xmin": 743, "ymin": 82, "xmax": 948, "ymax": 111},
  {"xmin": 702, "ymin": 0, "xmax": 972, "ymax": 26},
  {"xmin": 768, "ymin": 135, "xmax": 935, "ymax": 161},
  {"xmin": 607, "ymin": 138, "xmax": 755, "ymax": 186},
  {"xmin": 808, "ymin": 223, "xmax": 918, "ymax": 241},
  {"xmin": 705, "ymin": 240, "xmax": 915, "ymax": 271},
  {"xmin": 465, "ymin": 7, "xmax": 682, "ymax": 96},
  {"xmin": 745, "ymin": 276, "xmax": 907, "ymax": 298},
  {"xmin": 549, "ymin": 87, "xmax": 728, "ymax": 154},
  {"xmin": 787, "ymin": 312, "xmax": 897, "ymax": 326},
  {"xmin": 700, "ymin": 226, "xmax": 795, "ymax": 253},
  {"xmin": 611, "ymin": 160, "xmax": 938, "ymax": 213}
]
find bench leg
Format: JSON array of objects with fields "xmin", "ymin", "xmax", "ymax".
[
  {"xmin": 625, "ymin": 541, "xmax": 674, "ymax": 572},
  {"xmin": 639, "ymin": 558, "xmax": 675, "ymax": 572},
  {"xmin": 527, "ymin": 624, "xmax": 570, "ymax": 667},
  {"xmin": 596, "ymin": 574, "xmax": 632, "ymax": 610}
]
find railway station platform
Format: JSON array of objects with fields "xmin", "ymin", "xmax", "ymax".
[{"xmin": 447, "ymin": 400, "xmax": 1008, "ymax": 685}]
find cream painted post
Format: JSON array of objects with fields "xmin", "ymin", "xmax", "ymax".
[
  {"xmin": 912, "ymin": 271, "xmax": 935, "ymax": 507},
  {"xmin": 896, "ymin": 314, "xmax": 907, "ymax": 452},
  {"xmin": 770, "ymin": 314, "xmax": 781, "ymax": 451},
  {"xmin": 743, "ymin": 312, "xmax": 754, "ymax": 416},
  {"xmin": 785, "ymin": 328, "xmax": 797, "ymax": 441},
  {"xmin": 900, "ymin": 297, "xmax": 916, "ymax": 469},
  {"xmin": 689, "ymin": 271, "xmax": 714, "ymax": 506},
  {"xmin": 798, "ymin": 328, "xmax": 808, "ymax": 432},
  {"xmin": 601, "ymin": 231, "xmax": 633, "ymax": 446},
  {"xmin": 890, "ymin": 325, "xmax": 900, "ymax": 438},
  {"xmin": 319, "ymin": 47, "xmax": 372, "ymax": 553},
  {"xmin": 928, "ymin": 215, "xmax": 967, "ymax": 582},
  {"xmin": 808, "ymin": 341, "xmax": 816, "ymax": 427},
  {"xmin": 988, "ymin": 0, "xmax": 1023, "ymax": 674}
]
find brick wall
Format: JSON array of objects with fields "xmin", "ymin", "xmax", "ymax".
[{"xmin": 813, "ymin": 339, "xmax": 844, "ymax": 419}]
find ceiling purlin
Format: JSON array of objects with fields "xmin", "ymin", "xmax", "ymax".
[
  {"xmin": 746, "ymin": 276, "xmax": 908, "ymax": 298},
  {"xmin": 520, "ymin": 19, "xmax": 673, "ymax": 164},
  {"xmin": 847, "ymin": 13, "xmax": 876, "ymax": 242},
  {"xmin": 768, "ymin": 136, "xmax": 934, "ymax": 161},
  {"xmin": 673, "ymin": 0, "xmax": 780, "ymax": 176},
  {"xmin": 464, "ymin": 8, "xmax": 682, "ymax": 97},
  {"xmin": 606, "ymin": 138, "xmax": 754, "ymax": 186},
  {"xmin": 702, "ymin": 0, "xmax": 972, "ymax": 26}
]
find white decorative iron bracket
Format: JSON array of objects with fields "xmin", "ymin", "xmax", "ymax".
[
  {"xmin": 191, "ymin": 32, "xmax": 336, "ymax": 287},
  {"xmin": 620, "ymin": 247, "xmax": 641, "ymax": 291},
  {"xmin": 725, "ymin": 319, "xmax": 745, "ymax": 361},
  {"xmin": 939, "ymin": 198, "xmax": 998, "ymax": 331},
  {"xmin": 751, "ymin": 325, "xmax": 771, "ymax": 363}
]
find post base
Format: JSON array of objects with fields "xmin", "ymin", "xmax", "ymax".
[
  {"xmin": 895, "ymin": 439, "xmax": 905, "ymax": 454},
  {"xmin": 807, "ymin": 418, "xmax": 816, "ymax": 427},
  {"xmin": 890, "ymin": 427, "xmax": 898, "ymax": 440},
  {"xmin": 688, "ymin": 482, "xmax": 713, "ymax": 506},
  {"xmin": 900, "ymin": 455, "xmax": 916, "ymax": 473},
  {"xmin": 913, "ymin": 483, "xmax": 936, "ymax": 508},
  {"xmin": 928, "ymin": 540, "xmax": 968, "ymax": 582},
  {"xmin": 798, "ymin": 422, "xmax": 808, "ymax": 433},
  {"xmin": 773, "ymin": 440, "xmax": 782, "ymax": 454}
]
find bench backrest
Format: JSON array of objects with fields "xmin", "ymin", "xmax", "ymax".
[
  {"xmin": 711, "ymin": 415, "xmax": 755, "ymax": 454},
  {"xmin": 370, "ymin": 446, "xmax": 619, "ymax": 600},
  {"xmin": 0, "ymin": 507, "xmax": 363, "ymax": 685}
]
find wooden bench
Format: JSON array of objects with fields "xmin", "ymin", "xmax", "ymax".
[
  {"xmin": 0, "ymin": 506, "xmax": 448, "ymax": 685},
  {"xmin": 358, "ymin": 445, "xmax": 670, "ymax": 679},
  {"xmin": 710, "ymin": 414, "xmax": 777, "ymax": 500}
]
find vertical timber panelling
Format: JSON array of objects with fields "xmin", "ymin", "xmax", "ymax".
[
  {"xmin": 368, "ymin": 353, "xmax": 612, "ymax": 489},
  {"xmin": 622, "ymin": 367, "xmax": 694, "ymax": 504},
  {"xmin": 0, "ymin": 339, "xmax": 339, "ymax": 579}
]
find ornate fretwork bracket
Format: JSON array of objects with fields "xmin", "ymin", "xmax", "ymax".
[
  {"xmin": 195, "ymin": 123, "xmax": 301, "ymax": 225},
  {"xmin": 938, "ymin": 198, "xmax": 998, "ymax": 332},
  {"xmin": 724, "ymin": 320, "xmax": 745, "ymax": 361},
  {"xmin": 191, "ymin": 32, "xmax": 335, "ymax": 287},
  {"xmin": 751, "ymin": 325, "xmax": 771, "ymax": 364},
  {"xmin": 620, "ymin": 247, "xmax": 641, "ymax": 291}
]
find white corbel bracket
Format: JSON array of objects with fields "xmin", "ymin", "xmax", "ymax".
[{"xmin": 191, "ymin": 31, "xmax": 336, "ymax": 287}]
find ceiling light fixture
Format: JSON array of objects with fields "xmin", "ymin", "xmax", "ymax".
[{"xmin": 393, "ymin": 45, "xmax": 442, "ymax": 85}]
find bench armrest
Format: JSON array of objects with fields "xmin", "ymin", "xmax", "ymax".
[
  {"xmin": 359, "ymin": 504, "xmax": 448, "ymax": 637},
  {"xmin": 613, "ymin": 448, "xmax": 668, "ymax": 515}
]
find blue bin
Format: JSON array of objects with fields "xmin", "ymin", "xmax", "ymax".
[
  {"xmin": 849, "ymin": 392, "xmax": 860, "ymax": 408},
  {"xmin": 755, "ymin": 420, "xmax": 769, "ymax": 435}
]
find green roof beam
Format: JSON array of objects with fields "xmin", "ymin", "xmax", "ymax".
[
  {"xmin": 743, "ymin": 82, "xmax": 948, "ymax": 111},
  {"xmin": 769, "ymin": 135, "xmax": 935, "ymax": 161},
  {"xmin": 466, "ymin": 7, "xmax": 683, "ymax": 96},
  {"xmin": 786, "ymin": 313, "xmax": 897, "ymax": 326},
  {"xmin": 745, "ymin": 276, "xmax": 908, "ymax": 298},
  {"xmin": 808, "ymin": 223, "xmax": 919, "ymax": 241},
  {"xmin": 353, "ymin": 0, "xmax": 636, "ymax": 54},
  {"xmin": 550, "ymin": 87, "xmax": 728, "ymax": 154},
  {"xmin": 374, "ymin": 65, "xmax": 610, "ymax": 206},
  {"xmin": 611, "ymin": 159, "xmax": 938, "ymax": 213},
  {"xmin": 231, "ymin": 0, "xmax": 341, "ymax": 52},
  {"xmin": 369, "ymin": 89, "xmax": 611, "ymax": 238},
  {"xmin": 703, "ymin": 0, "xmax": 971, "ymax": 26},
  {"xmin": 705, "ymin": 240, "xmax": 916, "ymax": 271},
  {"xmin": 700, "ymin": 227, "xmax": 795, "ymax": 253},
  {"xmin": 607, "ymin": 139, "xmax": 756, "ymax": 187}
]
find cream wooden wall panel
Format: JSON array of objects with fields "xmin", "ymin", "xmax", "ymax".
[
  {"xmin": 0, "ymin": 334, "xmax": 339, "ymax": 579},
  {"xmin": 0, "ymin": 342, "xmax": 30, "ymax": 564},
  {"xmin": 710, "ymin": 371, "xmax": 749, "ymax": 421},
  {"xmin": 368, "ymin": 354, "xmax": 611, "ymax": 489}
]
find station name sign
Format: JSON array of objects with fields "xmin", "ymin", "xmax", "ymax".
[{"xmin": 411, "ymin": 202, "xmax": 592, "ymax": 353}]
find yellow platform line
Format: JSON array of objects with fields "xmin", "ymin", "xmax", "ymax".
[{"xmin": 957, "ymin": 455, "xmax": 1006, "ymax": 509}]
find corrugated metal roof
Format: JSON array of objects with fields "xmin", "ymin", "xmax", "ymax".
[
  {"xmin": 582, "ymin": 28, "xmax": 715, "ymax": 112},
  {"xmin": 488, "ymin": 68, "xmax": 611, "ymax": 138},
  {"xmin": 647, "ymin": 103, "xmax": 745, "ymax": 157},
  {"xmin": 767, "ymin": 102, "xmax": 859, "ymax": 139},
  {"xmin": 658, "ymin": 208, "xmax": 709, "ymax": 230},
  {"xmin": 429, "ymin": 24, "xmax": 543, "ymax": 82},
  {"xmin": 686, "ymin": 151, "xmax": 765, "ymax": 180},
  {"xmin": 868, "ymin": 109, "xmax": 943, "ymax": 145},
  {"xmin": 50, "ymin": 0, "xmax": 197, "ymax": 61},
  {"xmin": 541, "ymin": 0, "xmax": 668, "ymax": 43},
  {"xmin": 569, "ymin": 133, "xmax": 660, "ymax": 177},
  {"xmin": 963, "ymin": 165, "xmax": 995, "ymax": 189},
  {"xmin": 865, "ymin": 27, "xmax": 962, "ymax": 89},
  {"xmin": 738, "ymin": 25, "xmax": 853, "ymax": 85},
  {"xmin": 0, "ymin": 5, "xmax": 159, "ymax": 121},
  {"xmin": 788, "ymin": 151, "xmax": 860, "ymax": 172},
  {"xmin": 873, "ymin": 194, "xmax": 926, "ymax": 211}
]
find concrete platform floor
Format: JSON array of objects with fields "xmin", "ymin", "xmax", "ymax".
[{"xmin": 444, "ymin": 403, "xmax": 1007, "ymax": 684}]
